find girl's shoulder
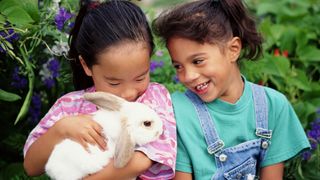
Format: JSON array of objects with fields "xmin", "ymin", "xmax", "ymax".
[
  {"xmin": 247, "ymin": 81, "xmax": 288, "ymax": 102},
  {"xmin": 53, "ymin": 87, "xmax": 95, "ymax": 109},
  {"xmin": 148, "ymin": 82, "xmax": 170, "ymax": 93},
  {"xmin": 140, "ymin": 82, "xmax": 171, "ymax": 102},
  {"xmin": 248, "ymin": 82, "xmax": 291, "ymax": 113},
  {"xmin": 260, "ymin": 84, "xmax": 288, "ymax": 105}
]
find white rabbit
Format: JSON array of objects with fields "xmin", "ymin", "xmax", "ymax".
[{"xmin": 45, "ymin": 92, "xmax": 163, "ymax": 180}]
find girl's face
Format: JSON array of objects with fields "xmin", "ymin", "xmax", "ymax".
[
  {"xmin": 167, "ymin": 36, "xmax": 242, "ymax": 103},
  {"xmin": 81, "ymin": 42, "xmax": 150, "ymax": 102}
]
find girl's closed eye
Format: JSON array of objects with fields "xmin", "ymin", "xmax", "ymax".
[
  {"xmin": 107, "ymin": 81, "xmax": 120, "ymax": 86},
  {"xmin": 136, "ymin": 76, "xmax": 146, "ymax": 82}
]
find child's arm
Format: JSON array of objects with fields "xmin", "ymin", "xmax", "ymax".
[
  {"xmin": 84, "ymin": 151, "xmax": 152, "ymax": 179},
  {"xmin": 24, "ymin": 115, "xmax": 106, "ymax": 176},
  {"xmin": 260, "ymin": 162, "xmax": 284, "ymax": 180},
  {"xmin": 173, "ymin": 171, "xmax": 193, "ymax": 180}
]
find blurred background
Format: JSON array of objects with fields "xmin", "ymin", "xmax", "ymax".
[{"xmin": 0, "ymin": 0, "xmax": 319, "ymax": 179}]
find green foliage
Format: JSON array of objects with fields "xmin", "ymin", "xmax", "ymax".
[{"xmin": 243, "ymin": 0, "xmax": 320, "ymax": 178}]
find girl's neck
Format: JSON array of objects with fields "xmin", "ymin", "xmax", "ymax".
[{"xmin": 220, "ymin": 74, "xmax": 244, "ymax": 104}]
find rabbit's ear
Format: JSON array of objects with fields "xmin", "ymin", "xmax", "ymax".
[
  {"xmin": 83, "ymin": 92, "xmax": 125, "ymax": 111},
  {"xmin": 113, "ymin": 117, "xmax": 135, "ymax": 168}
]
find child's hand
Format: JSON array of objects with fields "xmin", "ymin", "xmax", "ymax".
[{"xmin": 54, "ymin": 114, "xmax": 107, "ymax": 151}]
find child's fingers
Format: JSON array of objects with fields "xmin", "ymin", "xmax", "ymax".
[
  {"xmin": 92, "ymin": 123, "xmax": 103, "ymax": 136},
  {"xmin": 83, "ymin": 131, "xmax": 97, "ymax": 145},
  {"xmin": 89, "ymin": 129, "xmax": 107, "ymax": 151},
  {"xmin": 91, "ymin": 121, "xmax": 107, "ymax": 150},
  {"xmin": 80, "ymin": 138, "xmax": 90, "ymax": 153}
]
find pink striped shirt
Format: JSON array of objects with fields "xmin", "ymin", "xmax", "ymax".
[{"xmin": 24, "ymin": 82, "xmax": 176, "ymax": 179}]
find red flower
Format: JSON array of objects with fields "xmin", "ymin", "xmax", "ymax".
[
  {"xmin": 282, "ymin": 50, "xmax": 289, "ymax": 57},
  {"xmin": 274, "ymin": 49, "xmax": 280, "ymax": 56}
]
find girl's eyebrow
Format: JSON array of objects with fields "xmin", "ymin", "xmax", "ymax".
[
  {"xmin": 172, "ymin": 52, "xmax": 206, "ymax": 63},
  {"xmin": 187, "ymin": 53, "xmax": 206, "ymax": 60},
  {"xmin": 104, "ymin": 76, "xmax": 121, "ymax": 81}
]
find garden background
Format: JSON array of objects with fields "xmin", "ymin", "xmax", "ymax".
[{"xmin": 0, "ymin": 0, "xmax": 319, "ymax": 179}]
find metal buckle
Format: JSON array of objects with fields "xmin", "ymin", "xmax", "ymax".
[
  {"xmin": 207, "ymin": 140, "xmax": 224, "ymax": 154},
  {"xmin": 255, "ymin": 128, "xmax": 272, "ymax": 139}
]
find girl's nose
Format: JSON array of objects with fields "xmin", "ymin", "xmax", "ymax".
[
  {"xmin": 183, "ymin": 68, "xmax": 199, "ymax": 83},
  {"xmin": 121, "ymin": 89, "xmax": 137, "ymax": 102}
]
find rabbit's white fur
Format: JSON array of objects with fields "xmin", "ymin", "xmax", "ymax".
[{"xmin": 45, "ymin": 92, "xmax": 163, "ymax": 180}]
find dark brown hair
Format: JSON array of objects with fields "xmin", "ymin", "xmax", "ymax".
[
  {"xmin": 153, "ymin": 0, "xmax": 262, "ymax": 60},
  {"xmin": 69, "ymin": 0, "xmax": 154, "ymax": 90}
]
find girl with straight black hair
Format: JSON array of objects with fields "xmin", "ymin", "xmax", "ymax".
[{"xmin": 24, "ymin": 1, "xmax": 176, "ymax": 179}]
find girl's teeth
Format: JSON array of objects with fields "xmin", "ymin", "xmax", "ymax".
[{"xmin": 196, "ymin": 82, "xmax": 208, "ymax": 90}]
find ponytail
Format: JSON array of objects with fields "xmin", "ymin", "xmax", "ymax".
[
  {"xmin": 68, "ymin": 0, "xmax": 93, "ymax": 90},
  {"xmin": 218, "ymin": 0, "xmax": 263, "ymax": 60}
]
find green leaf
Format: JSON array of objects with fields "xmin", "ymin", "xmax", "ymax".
[
  {"xmin": 19, "ymin": 0, "xmax": 40, "ymax": 23},
  {"xmin": 297, "ymin": 46, "xmax": 320, "ymax": 62},
  {"xmin": 269, "ymin": 24, "xmax": 285, "ymax": 46},
  {"xmin": 263, "ymin": 55, "xmax": 290, "ymax": 77},
  {"xmin": 256, "ymin": 2, "xmax": 281, "ymax": 16},
  {"xmin": 259, "ymin": 18, "xmax": 275, "ymax": 50},
  {"xmin": 295, "ymin": 30, "xmax": 309, "ymax": 48},
  {"xmin": 0, "ymin": 0, "xmax": 20, "ymax": 12},
  {"xmin": 0, "ymin": 89, "xmax": 21, "ymax": 102},
  {"xmin": 0, "ymin": 14, "xmax": 6, "ymax": 24},
  {"xmin": 287, "ymin": 70, "xmax": 311, "ymax": 91},
  {"xmin": 2, "ymin": 6, "xmax": 34, "ymax": 27},
  {"xmin": 279, "ymin": 26, "xmax": 297, "ymax": 53}
]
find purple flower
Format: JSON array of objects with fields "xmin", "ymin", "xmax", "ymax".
[
  {"xmin": 44, "ymin": 78, "xmax": 55, "ymax": 89},
  {"xmin": 11, "ymin": 67, "xmax": 27, "ymax": 89},
  {"xmin": 172, "ymin": 75, "xmax": 179, "ymax": 83},
  {"xmin": 301, "ymin": 151, "xmax": 312, "ymax": 161},
  {"xmin": 39, "ymin": 58, "xmax": 60, "ymax": 88},
  {"xmin": 6, "ymin": 29, "xmax": 19, "ymax": 41},
  {"xmin": 307, "ymin": 118, "xmax": 320, "ymax": 142},
  {"xmin": 28, "ymin": 92, "xmax": 42, "ymax": 124},
  {"xmin": 150, "ymin": 60, "xmax": 164, "ymax": 73},
  {"xmin": 0, "ymin": 26, "xmax": 19, "ymax": 53},
  {"xmin": 55, "ymin": 7, "xmax": 73, "ymax": 31},
  {"xmin": 0, "ymin": 45, "xmax": 5, "ymax": 53},
  {"xmin": 48, "ymin": 58, "xmax": 60, "ymax": 78},
  {"xmin": 302, "ymin": 111, "xmax": 320, "ymax": 161}
]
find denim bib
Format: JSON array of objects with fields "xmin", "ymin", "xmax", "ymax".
[{"xmin": 185, "ymin": 84, "xmax": 272, "ymax": 180}]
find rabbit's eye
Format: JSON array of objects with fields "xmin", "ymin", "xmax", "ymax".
[{"xmin": 143, "ymin": 121, "xmax": 152, "ymax": 127}]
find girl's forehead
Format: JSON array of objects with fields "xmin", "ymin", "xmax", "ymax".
[
  {"xmin": 93, "ymin": 42, "xmax": 150, "ymax": 77},
  {"xmin": 102, "ymin": 40, "xmax": 149, "ymax": 53}
]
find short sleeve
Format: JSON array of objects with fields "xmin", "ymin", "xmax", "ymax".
[
  {"xmin": 136, "ymin": 83, "xmax": 177, "ymax": 180},
  {"xmin": 23, "ymin": 98, "xmax": 66, "ymax": 157},
  {"xmin": 176, "ymin": 130, "xmax": 193, "ymax": 173},
  {"xmin": 261, "ymin": 93, "xmax": 311, "ymax": 167},
  {"xmin": 23, "ymin": 89, "xmax": 96, "ymax": 157}
]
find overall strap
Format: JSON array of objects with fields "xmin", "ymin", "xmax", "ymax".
[
  {"xmin": 185, "ymin": 90, "xmax": 224, "ymax": 154},
  {"xmin": 251, "ymin": 84, "xmax": 272, "ymax": 139}
]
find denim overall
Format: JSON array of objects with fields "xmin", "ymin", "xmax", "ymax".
[{"xmin": 185, "ymin": 84, "xmax": 272, "ymax": 180}]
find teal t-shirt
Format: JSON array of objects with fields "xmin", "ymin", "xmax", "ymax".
[{"xmin": 172, "ymin": 79, "xmax": 310, "ymax": 179}]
